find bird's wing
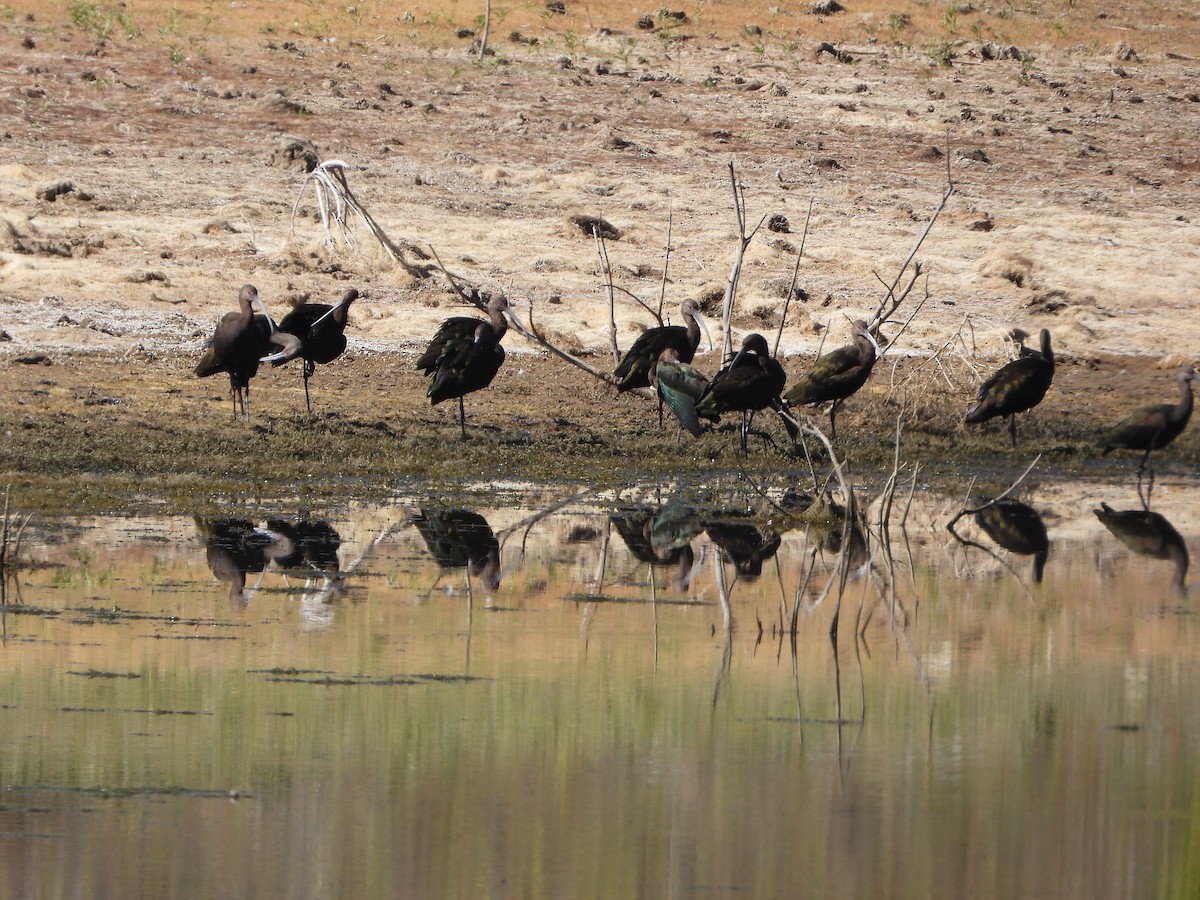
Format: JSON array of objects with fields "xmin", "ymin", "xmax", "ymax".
[{"xmin": 656, "ymin": 361, "xmax": 708, "ymax": 436}]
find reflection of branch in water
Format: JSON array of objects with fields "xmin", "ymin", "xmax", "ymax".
[
  {"xmin": 710, "ymin": 551, "xmax": 735, "ymax": 711},
  {"xmin": 945, "ymin": 453, "xmax": 1042, "ymax": 534},
  {"xmin": 945, "ymin": 530, "xmax": 1037, "ymax": 604}
]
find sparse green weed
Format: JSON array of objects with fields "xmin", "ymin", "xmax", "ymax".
[{"xmin": 68, "ymin": 0, "xmax": 140, "ymax": 40}]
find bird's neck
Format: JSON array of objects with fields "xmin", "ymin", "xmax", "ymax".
[
  {"xmin": 1174, "ymin": 377, "xmax": 1194, "ymax": 423},
  {"xmin": 489, "ymin": 314, "xmax": 508, "ymax": 342}
]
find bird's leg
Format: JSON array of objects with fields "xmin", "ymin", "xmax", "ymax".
[
  {"xmin": 740, "ymin": 411, "xmax": 750, "ymax": 454},
  {"xmin": 829, "ymin": 400, "xmax": 840, "ymax": 443},
  {"xmin": 1136, "ymin": 448, "xmax": 1153, "ymax": 510},
  {"xmin": 303, "ymin": 370, "xmax": 313, "ymax": 414},
  {"xmin": 1007, "ymin": 415, "xmax": 1018, "ymax": 449},
  {"xmin": 228, "ymin": 376, "xmax": 238, "ymax": 419},
  {"xmin": 458, "ymin": 396, "xmax": 467, "ymax": 440}
]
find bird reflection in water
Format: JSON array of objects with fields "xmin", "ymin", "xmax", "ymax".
[
  {"xmin": 196, "ymin": 517, "xmax": 345, "ymax": 610},
  {"xmin": 703, "ymin": 513, "xmax": 782, "ymax": 581},
  {"xmin": 780, "ymin": 489, "xmax": 869, "ymax": 572},
  {"xmin": 267, "ymin": 518, "xmax": 347, "ymax": 614},
  {"xmin": 195, "ymin": 518, "xmax": 289, "ymax": 606},
  {"xmin": 1094, "ymin": 502, "xmax": 1189, "ymax": 596},
  {"xmin": 972, "ymin": 498, "xmax": 1050, "ymax": 583},
  {"xmin": 412, "ymin": 508, "xmax": 502, "ymax": 598},
  {"xmin": 610, "ymin": 500, "xmax": 705, "ymax": 593}
]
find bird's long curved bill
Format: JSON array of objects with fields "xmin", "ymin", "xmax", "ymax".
[
  {"xmin": 253, "ymin": 295, "xmax": 278, "ymax": 333},
  {"xmin": 506, "ymin": 308, "xmax": 529, "ymax": 337},
  {"xmin": 697, "ymin": 312, "xmax": 715, "ymax": 352},
  {"xmin": 308, "ymin": 297, "xmax": 349, "ymax": 330}
]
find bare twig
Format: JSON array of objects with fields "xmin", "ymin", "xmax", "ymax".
[
  {"xmin": 773, "ymin": 197, "xmax": 814, "ymax": 358},
  {"xmin": 945, "ymin": 454, "xmax": 1042, "ymax": 536},
  {"xmin": 595, "ymin": 228, "xmax": 621, "ymax": 363},
  {"xmin": 657, "ymin": 203, "xmax": 674, "ymax": 322},
  {"xmin": 720, "ymin": 160, "xmax": 770, "ymax": 361},
  {"xmin": 478, "ymin": 0, "xmax": 491, "ymax": 57}
]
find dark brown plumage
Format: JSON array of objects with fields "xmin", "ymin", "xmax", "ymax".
[
  {"xmin": 195, "ymin": 284, "xmax": 298, "ymax": 418},
  {"xmin": 271, "ymin": 288, "xmax": 360, "ymax": 412},
  {"xmin": 1103, "ymin": 366, "xmax": 1194, "ymax": 465},
  {"xmin": 416, "ymin": 295, "xmax": 511, "ymax": 438},
  {"xmin": 974, "ymin": 498, "xmax": 1050, "ymax": 583},
  {"xmin": 1101, "ymin": 366, "xmax": 1194, "ymax": 505},
  {"xmin": 965, "ymin": 328, "xmax": 1055, "ymax": 448},
  {"xmin": 613, "ymin": 299, "xmax": 704, "ymax": 392},
  {"xmin": 1094, "ymin": 502, "xmax": 1188, "ymax": 595},
  {"xmin": 784, "ymin": 319, "xmax": 879, "ymax": 441},
  {"xmin": 412, "ymin": 508, "xmax": 502, "ymax": 593},
  {"xmin": 696, "ymin": 333, "xmax": 793, "ymax": 452}
]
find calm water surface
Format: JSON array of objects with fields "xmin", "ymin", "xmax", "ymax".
[{"xmin": 1, "ymin": 478, "xmax": 1199, "ymax": 899}]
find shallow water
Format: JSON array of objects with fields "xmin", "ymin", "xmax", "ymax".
[{"xmin": 1, "ymin": 477, "xmax": 1199, "ymax": 899}]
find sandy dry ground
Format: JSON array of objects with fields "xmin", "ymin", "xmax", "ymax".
[{"xmin": 0, "ymin": 0, "xmax": 1198, "ymax": 492}]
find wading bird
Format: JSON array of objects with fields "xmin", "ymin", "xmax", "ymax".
[
  {"xmin": 1102, "ymin": 366, "xmax": 1194, "ymax": 502},
  {"xmin": 195, "ymin": 284, "xmax": 298, "ymax": 418},
  {"xmin": 416, "ymin": 295, "xmax": 515, "ymax": 438},
  {"xmin": 784, "ymin": 319, "xmax": 880, "ymax": 441},
  {"xmin": 613, "ymin": 299, "xmax": 707, "ymax": 392},
  {"xmin": 696, "ymin": 333, "xmax": 793, "ymax": 452},
  {"xmin": 965, "ymin": 327, "xmax": 1055, "ymax": 448},
  {"xmin": 267, "ymin": 288, "xmax": 360, "ymax": 413}
]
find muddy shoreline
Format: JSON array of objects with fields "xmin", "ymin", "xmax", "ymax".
[{"xmin": 0, "ymin": 345, "xmax": 1193, "ymax": 514}]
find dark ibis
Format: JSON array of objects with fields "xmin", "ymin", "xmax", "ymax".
[
  {"xmin": 195, "ymin": 284, "xmax": 299, "ymax": 418},
  {"xmin": 696, "ymin": 333, "xmax": 794, "ymax": 452},
  {"xmin": 973, "ymin": 498, "xmax": 1050, "ymax": 583},
  {"xmin": 412, "ymin": 508, "xmax": 502, "ymax": 593},
  {"xmin": 1102, "ymin": 366, "xmax": 1194, "ymax": 500},
  {"xmin": 784, "ymin": 319, "xmax": 880, "ymax": 441},
  {"xmin": 613, "ymin": 299, "xmax": 707, "ymax": 392},
  {"xmin": 416, "ymin": 295, "xmax": 515, "ymax": 438},
  {"xmin": 965, "ymin": 327, "xmax": 1054, "ymax": 448},
  {"xmin": 267, "ymin": 288, "xmax": 360, "ymax": 412},
  {"xmin": 1094, "ymin": 502, "xmax": 1188, "ymax": 595},
  {"xmin": 195, "ymin": 517, "xmax": 291, "ymax": 605},
  {"xmin": 704, "ymin": 513, "xmax": 781, "ymax": 580},
  {"xmin": 610, "ymin": 503, "xmax": 703, "ymax": 593}
]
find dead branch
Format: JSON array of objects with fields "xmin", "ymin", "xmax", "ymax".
[
  {"xmin": 594, "ymin": 228, "xmax": 621, "ymax": 363},
  {"xmin": 888, "ymin": 312, "xmax": 970, "ymax": 399},
  {"xmin": 657, "ymin": 204, "xmax": 674, "ymax": 322},
  {"xmin": 478, "ymin": 0, "xmax": 491, "ymax": 57},
  {"xmin": 867, "ymin": 163, "xmax": 953, "ymax": 340},
  {"xmin": 720, "ymin": 160, "xmax": 770, "ymax": 362},
  {"xmin": 291, "ymin": 160, "xmax": 432, "ymax": 279},
  {"xmin": 773, "ymin": 197, "xmax": 813, "ymax": 358}
]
